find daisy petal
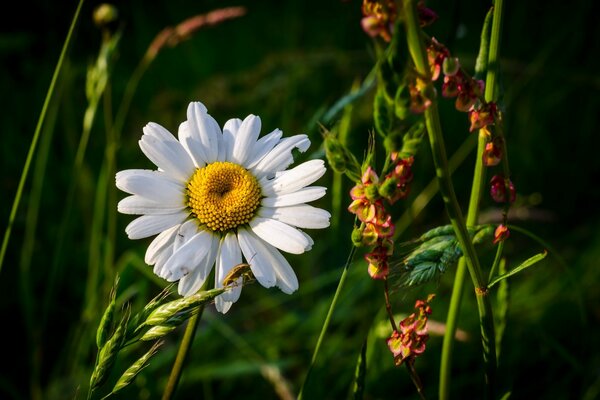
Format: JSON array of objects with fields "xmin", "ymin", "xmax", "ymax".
[
  {"xmin": 215, "ymin": 232, "xmax": 243, "ymax": 295},
  {"xmin": 245, "ymin": 128, "xmax": 283, "ymax": 169},
  {"xmin": 178, "ymin": 121, "xmax": 207, "ymax": 167},
  {"xmin": 187, "ymin": 102, "xmax": 222, "ymax": 163},
  {"xmin": 301, "ymin": 230, "xmax": 314, "ymax": 251},
  {"xmin": 260, "ymin": 159, "xmax": 326, "ymax": 196},
  {"xmin": 144, "ymin": 122, "xmax": 179, "ymax": 142},
  {"xmin": 125, "ymin": 213, "xmax": 188, "ymax": 240},
  {"xmin": 139, "ymin": 133, "xmax": 196, "ymax": 182},
  {"xmin": 258, "ymin": 205, "xmax": 331, "ymax": 229},
  {"xmin": 261, "ymin": 241, "xmax": 299, "ymax": 294},
  {"xmin": 249, "ymin": 217, "xmax": 310, "ymax": 254},
  {"xmin": 115, "ymin": 170, "xmax": 184, "ymax": 201},
  {"xmin": 162, "ymin": 230, "xmax": 213, "ymax": 282},
  {"xmin": 215, "ymin": 298, "xmax": 234, "ymax": 314},
  {"xmin": 145, "ymin": 225, "xmax": 179, "ymax": 265},
  {"xmin": 261, "ymin": 186, "xmax": 327, "ymax": 207},
  {"xmin": 178, "ymin": 233, "xmax": 219, "ymax": 296},
  {"xmin": 251, "ymin": 135, "xmax": 310, "ymax": 178},
  {"xmin": 237, "ymin": 228, "xmax": 276, "ymax": 288},
  {"xmin": 222, "ymin": 118, "xmax": 242, "ymax": 162},
  {"xmin": 153, "ymin": 242, "xmax": 174, "ymax": 278},
  {"xmin": 173, "ymin": 220, "xmax": 200, "ymax": 253},
  {"xmin": 231, "ymin": 114, "xmax": 261, "ymax": 165},
  {"xmin": 118, "ymin": 195, "xmax": 186, "ymax": 215}
]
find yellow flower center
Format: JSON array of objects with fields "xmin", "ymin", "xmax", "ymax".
[{"xmin": 187, "ymin": 161, "xmax": 262, "ymax": 232}]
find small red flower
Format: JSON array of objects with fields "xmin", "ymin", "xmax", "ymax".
[
  {"xmin": 483, "ymin": 138, "xmax": 503, "ymax": 167},
  {"xmin": 426, "ymin": 38, "xmax": 449, "ymax": 81},
  {"xmin": 468, "ymin": 102, "xmax": 497, "ymax": 132},
  {"xmin": 490, "ymin": 174, "xmax": 516, "ymax": 203},
  {"xmin": 493, "ymin": 224, "xmax": 510, "ymax": 244},
  {"xmin": 365, "ymin": 238, "xmax": 393, "ymax": 279}
]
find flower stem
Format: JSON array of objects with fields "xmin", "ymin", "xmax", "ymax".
[
  {"xmin": 402, "ymin": 0, "xmax": 497, "ymax": 397},
  {"xmin": 439, "ymin": 0, "xmax": 505, "ymax": 396},
  {"xmin": 297, "ymin": 245, "xmax": 357, "ymax": 400},
  {"xmin": 439, "ymin": 129, "xmax": 489, "ymax": 399},
  {"xmin": 161, "ymin": 305, "xmax": 205, "ymax": 400}
]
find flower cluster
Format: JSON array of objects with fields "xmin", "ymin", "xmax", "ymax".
[
  {"xmin": 387, "ymin": 294, "xmax": 434, "ymax": 366},
  {"xmin": 424, "ymin": 37, "xmax": 500, "ymax": 134},
  {"xmin": 348, "ymin": 156, "xmax": 414, "ymax": 279}
]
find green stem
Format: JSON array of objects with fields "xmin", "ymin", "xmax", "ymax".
[
  {"xmin": 162, "ymin": 305, "xmax": 205, "ymax": 400},
  {"xmin": 297, "ymin": 245, "xmax": 357, "ymax": 400},
  {"xmin": 484, "ymin": 0, "xmax": 504, "ymax": 103},
  {"xmin": 440, "ymin": 130, "xmax": 488, "ymax": 400},
  {"xmin": 0, "ymin": 0, "xmax": 85, "ymax": 275},
  {"xmin": 439, "ymin": 0, "xmax": 506, "ymax": 394},
  {"xmin": 402, "ymin": 0, "xmax": 497, "ymax": 397}
]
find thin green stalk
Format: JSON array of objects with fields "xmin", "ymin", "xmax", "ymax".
[
  {"xmin": 484, "ymin": 1, "xmax": 504, "ymax": 103},
  {"xmin": 0, "ymin": 0, "xmax": 85, "ymax": 274},
  {"xmin": 297, "ymin": 245, "xmax": 357, "ymax": 400},
  {"xmin": 161, "ymin": 305, "xmax": 205, "ymax": 400},
  {"xmin": 402, "ymin": 0, "xmax": 497, "ymax": 397},
  {"xmin": 439, "ymin": 1, "xmax": 504, "ymax": 397},
  {"xmin": 439, "ymin": 131, "xmax": 488, "ymax": 400}
]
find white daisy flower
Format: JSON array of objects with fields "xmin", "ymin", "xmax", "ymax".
[{"xmin": 116, "ymin": 101, "xmax": 330, "ymax": 313}]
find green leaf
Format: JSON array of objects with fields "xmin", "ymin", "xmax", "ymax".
[{"xmin": 488, "ymin": 250, "xmax": 548, "ymax": 288}]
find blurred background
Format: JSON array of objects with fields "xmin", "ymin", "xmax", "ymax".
[{"xmin": 1, "ymin": 0, "xmax": 599, "ymax": 399}]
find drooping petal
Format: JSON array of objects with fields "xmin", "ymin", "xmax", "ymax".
[
  {"xmin": 261, "ymin": 187, "xmax": 327, "ymax": 207},
  {"xmin": 125, "ymin": 213, "xmax": 188, "ymax": 240},
  {"xmin": 260, "ymin": 159, "xmax": 326, "ymax": 196},
  {"xmin": 230, "ymin": 114, "xmax": 261, "ymax": 166},
  {"xmin": 245, "ymin": 128, "xmax": 282, "ymax": 169},
  {"xmin": 115, "ymin": 170, "xmax": 184, "ymax": 201},
  {"xmin": 145, "ymin": 225, "xmax": 179, "ymax": 265},
  {"xmin": 258, "ymin": 205, "xmax": 331, "ymax": 229},
  {"xmin": 251, "ymin": 135, "xmax": 310, "ymax": 178},
  {"xmin": 117, "ymin": 195, "xmax": 186, "ymax": 215},
  {"xmin": 249, "ymin": 217, "xmax": 311, "ymax": 254},
  {"xmin": 177, "ymin": 233, "xmax": 219, "ymax": 296},
  {"xmin": 162, "ymin": 230, "xmax": 213, "ymax": 282},
  {"xmin": 261, "ymin": 241, "xmax": 299, "ymax": 294},
  {"xmin": 153, "ymin": 242, "xmax": 175, "ymax": 278},
  {"xmin": 215, "ymin": 232, "xmax": 242, "ymax": 302},
  {"xmin": 187, "ymin": 102, "xmax": 222, "ymax": 163},
  {"xmin": 178, "ymin": 121, "xmax": 206, "ymax": 168},
  {"xmin": 237, "ymin": 228, "xmax": 276, "ymax": 288},
  {"xmin": 139, "ymin": 133, "xmax": 196, "ymax": 182}
]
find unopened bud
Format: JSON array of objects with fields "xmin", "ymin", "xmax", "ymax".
[
  {"xmin": 93, "ymin": 4, "xmax": 119, "ymax": 28},
  {"xmin": 442, "ymin": 57, "xmax": 460, "ymax": 77}
]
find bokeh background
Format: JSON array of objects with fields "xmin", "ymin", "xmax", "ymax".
[{"xmin": 1, "ymin": 0, "xmax": 599, "ymax": 399}]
